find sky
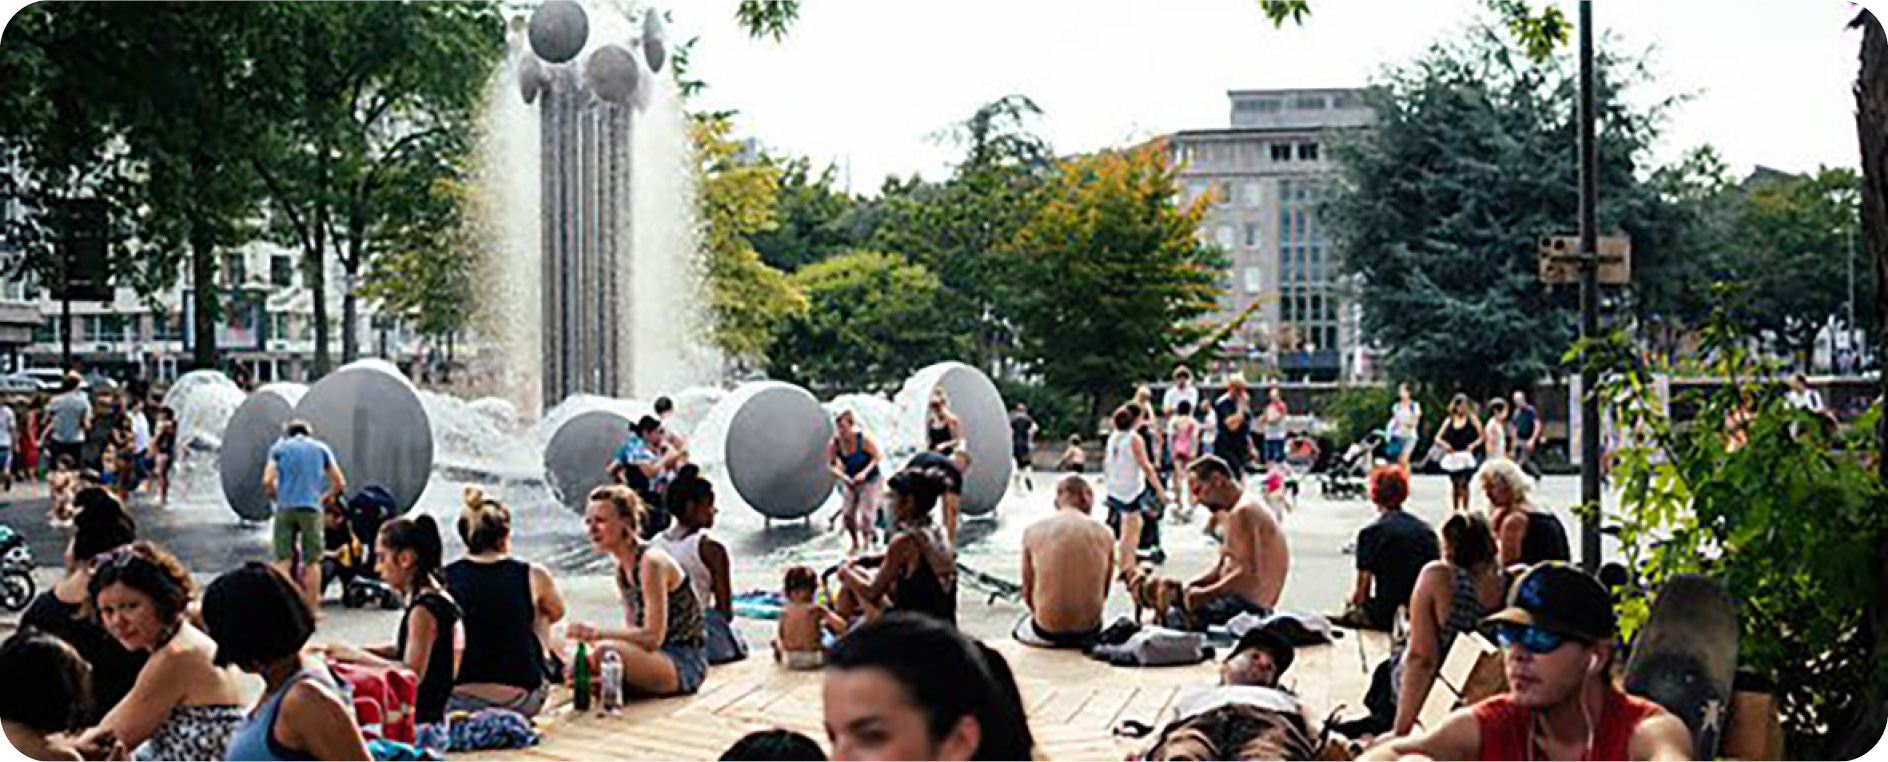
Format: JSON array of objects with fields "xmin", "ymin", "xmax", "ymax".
[{"xmin": 671, "ymin": 0, "xmax": 1873, "ymax": 193}]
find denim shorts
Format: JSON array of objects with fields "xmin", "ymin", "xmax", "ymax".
[{"xmin": 662, "ymin": 643, "xmax": 708, "ymax": 695}]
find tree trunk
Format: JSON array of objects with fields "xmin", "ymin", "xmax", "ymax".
[
  {"xmin": 189, "ymin": 226, "xmax": 219, "ymax": 371},
  {"xmin": 310, "ymin": 155, "xmax": 332, "ymax": 380},
  {"xmin": 341, "ymin": 208, "xmax": 365, "ymax": 365},
  {"xmin": 1839, "ymin": 10, "xmax": 1888, "ymax": 758}
]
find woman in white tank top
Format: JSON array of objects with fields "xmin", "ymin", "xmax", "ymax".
[{"xmin": 656, "ymin": 466, "xmax": 748, "ymax": 664}]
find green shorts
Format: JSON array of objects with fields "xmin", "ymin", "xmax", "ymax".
[{"xmin": 273, "ymin": 509, "xmax": 324, "ymax": 563}]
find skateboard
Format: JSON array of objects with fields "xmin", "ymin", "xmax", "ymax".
[{"xmin": 1623, "ymin": 573, "xmax": 1738, "ymax": 759}]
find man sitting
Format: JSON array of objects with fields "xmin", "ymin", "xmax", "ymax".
[
  {"xmin": 1360, "ymin": 563, "xmax": 1693, "ymax": 761},
  {"xmin": 1182, "ymin": 455, "xmax": 1289, "ymax": 627},
  {"xmin": 1019, "ymin": 476, "xmax": 1114, "ymax": 648}
]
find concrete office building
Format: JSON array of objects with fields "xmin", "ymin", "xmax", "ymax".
[{"xmin": 1172, "ymin": 88, "xmax": 1374, "ymax": 383}]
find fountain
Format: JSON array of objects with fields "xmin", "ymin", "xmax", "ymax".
[
  {"xmin": 218, "ymin": 384, "xmax": 306, "ymax": 522},
  {"xmin": 691, "ymin": 382, "xmax": 836, "ymax": 521},
  {"xmin": 895, "ymin": 363, "xmax": 1013, "ymax": 516},
  {"xmin": 296, "ymin": 360, "xmax": 435, "ymax": 514}
]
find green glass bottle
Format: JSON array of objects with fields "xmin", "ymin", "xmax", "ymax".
[{"xmin": 573, "ymin": 641, "xmax": 592, "ymax": 712}]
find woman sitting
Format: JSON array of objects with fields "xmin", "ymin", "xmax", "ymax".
[
  {"xmin": 21, "ymin": 488, "xmax": 143, "ymax": 723},
  {"xmin": 76, "ymin": 542, "xmax": 246, "ymax": 761},
  {"xmin": 653, "ymin": 466, "xmax": 747, "ymax": 665},
  {"xmin": 204, "ymin": 563, "xmax": 372, "ymax": 761},
  {"xmin": 834, "ymin": 468, "xmax": 958, "ymax": 627},
  {"xmin": 824, "ymin": 613, "xmax": 1034, "ymax": 761},
  {"xmin": 446, "ymin": 487, "xmax": 566, "ymax": 716},
  {"xmin": 0, "ymin": 630, "xmax": 101, "ymax": 761},
  {"xmin": 325, "ymin": 515, "xmax": 463, "ymax": 725},
  {"xmin": 566, "ymin": 485, "xmax": 708, "ymax": 697}
]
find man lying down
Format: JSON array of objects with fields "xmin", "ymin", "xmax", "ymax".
[{"xmin": 1138, "ymin": 625, "xmax": 1345, "ymax": 761}]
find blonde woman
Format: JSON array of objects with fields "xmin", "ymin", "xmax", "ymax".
[{"xmin": 1478, "ymin": 459, "xmax": 1569, "ymax": 568}]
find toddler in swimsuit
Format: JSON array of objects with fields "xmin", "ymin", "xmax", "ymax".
[{"xmin": 774, "ymin": 566, "xmax": 845, "ymax": 671}]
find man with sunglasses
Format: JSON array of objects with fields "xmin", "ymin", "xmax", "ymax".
[{"xmin": 1361, "ymin": 563, "xmax": 1692, "ymax": 761}]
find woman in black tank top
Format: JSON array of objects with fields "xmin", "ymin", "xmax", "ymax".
[
  {"xmin": 1480, "ymin": 460, "xmax": 1569, "ymax": 567},
  {"xmin": 926, "ymin": 391, "xmax": 961, "ymax": 453},
  {"xmin": 444, "ymin": 490, "xmax": 565, "ymax": 715},
  {"xmin": 834, "ymin": 468, "xmax": 957, "ymax": 626}
]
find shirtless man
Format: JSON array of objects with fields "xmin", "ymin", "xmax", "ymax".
[
  {"xmin": 1020, "ymin": 476, "xmax": 1114, "ymax": 647},
  {"xmin": 1183, "ymin": 454, "xmax": 1289, "ymax": 626}
]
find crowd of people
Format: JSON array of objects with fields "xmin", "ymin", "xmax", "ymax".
[{"xmin": 0, "ymin": 365, "xmax": 1729, "ymax": 762}]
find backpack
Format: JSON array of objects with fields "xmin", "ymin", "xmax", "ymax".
[{"xmin": 329, "ymin": 659, "xmax": 420, "ymax": 744}]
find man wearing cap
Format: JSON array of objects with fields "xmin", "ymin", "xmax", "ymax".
[
  {"xmin": 1361, "ymin": 563, "xmax": 1692, "ymax": 761},
  {"xmin": 1145, "ymin": 626, "xmax": 1308, "ymax": 759}
]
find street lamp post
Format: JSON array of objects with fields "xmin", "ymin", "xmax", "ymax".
[{"xmin": 1577, "ymin": 0, "xmax": 1602, "ymax": 574}]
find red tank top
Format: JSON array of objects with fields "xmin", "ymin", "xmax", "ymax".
[{"xmin": 1472, "ymin": 687, "xmax": 1664, "ymax": 761}]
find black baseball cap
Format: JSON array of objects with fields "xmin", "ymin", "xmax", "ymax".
[
  {"xmin": 1482, "ymin": 562, "xmax": 1615, "ymax": 643},
  {"xmin": 1231, "ymin": 625, "xmax": 1295, "ymax": 676}
]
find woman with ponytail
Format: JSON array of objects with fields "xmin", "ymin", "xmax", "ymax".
[
  {"xmin": 654, "ymin": 465, "xmax": 746, "ymax": 664},
  {"xmin": 325, "ymin": 514, "xmax": 463, "ymax": 724},
  {"xmin": 445, "ymin": 487, "xmax": 565, "ymax": 715}
]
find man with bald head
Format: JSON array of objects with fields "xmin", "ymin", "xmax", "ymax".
[{"xmin": 1020, "ymin": 476, "xmax": 1115, "ymax": 648}]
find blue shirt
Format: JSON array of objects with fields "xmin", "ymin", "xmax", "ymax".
[
  {"xmin": 269, "ymin": 436, "xmax": 336, "ymax": 511},
  {"xmin": 613, "ymin": 434, "xmax": 656, "ymax": 467}
]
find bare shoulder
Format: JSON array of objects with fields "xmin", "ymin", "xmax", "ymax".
[{"xmin": 1630, "ymin": 704, "xmax": 1695, "ymax": 761}]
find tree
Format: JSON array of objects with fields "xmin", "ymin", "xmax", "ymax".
[
  {"xmin": 766, "ymin": 251, "xmax": 966, "ymax": 394},
  {"xmin": 1323, "ymin": 19, "xmax": 1680, "ymax": 400},
  {"xmin": 749, "ymin": 158, "xmax": 860, "ymax": 272},
  {"xmin": 1630, "ymin": 146, "xmax": 1740, "ymax": 360},
  {"xmin": 1724, "ymin": 167, "xmax": 1865, "ymax": 366},
  {"xmin": 693, "ymin": 114, "xmax": 806, "ymax": 369},
  {"xmin": 0, "ymin": 2, "xmax": 274, "ymax": 370},
  {"xmin": 1005, "ymin": 139, "xmax": 1225, "ymax": 424},
  {"xmin": 248, "ymin": 2, "xmax": 503, "ymax": 375},
  {"xmin": 359, "ymin": 172, "xmax": 477, "ymax": 379}
]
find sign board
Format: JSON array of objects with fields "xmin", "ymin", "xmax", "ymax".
[
  {"xmin": 1538, "ymin": 234, "xmax": 1630, "ymax": 286},
  {"xmin": 52, "ymin": 199, "xmax": 110, "ymax": 302}
]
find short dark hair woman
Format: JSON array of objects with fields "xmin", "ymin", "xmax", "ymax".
[
  {"xmin": 446, "ymin": 487, "xmax": 567, "ymax": 716},
  {"xmin": 824, "ymin": 613, "xmax": 1034, "ymax": 761},
  {"xmin": 205, "ymin": 563, "xmax": 371, "ymax": 761},
  {"xmin": 0, "ymin": 629, "xmax": 95, "ymax": 760},
  {"xmin": 655, "ymin": 465, "xmax": 747, "ymax": 664}
]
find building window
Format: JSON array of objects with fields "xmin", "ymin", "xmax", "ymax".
[
  {"xmin": 1244, "ymin": 223, "xmax": 1261, "ymax": 249},
  {"xmin": 1244, "ymin": 267, "xmax": 1261, "ymax": 294},
  {"xmin": 1270, "ymin": 144, "xmax": 1292, "ymax": 162},
  {"xmin": 222, "ymin": 253, "xmax": 247, "ymax": 287},
  {"xmin": 271, "ymin": 255, "xmax": 294, "ymax": 287},
  {"xmin": 154, "ymin": 313, "xmax": 182, "ymax": 341},
  {"xmin": 1297, "ymin": 142, "xmax": 1320, "ymax": 162},
  {"xmin": 33, "ymin": 317, "xmax": 55, "ymax": 343},
  {"xmin": 1291, "ymin": 95, "xmax": 1328, "ymax": 110},
  {"xmin": 1215, "ymin": 226, "xmax": 1236, "ymax": 250},
  {"xmin": 1213, "ymin": 181, "xmax": 1232, "ymax": 204},
  {"xmin": 1239, "ymin": 182, "xmax": 1262, "ymax": 207}
]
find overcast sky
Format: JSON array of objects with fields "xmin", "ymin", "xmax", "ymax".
[{"xmin": 669, "ymin": 0, "xmax": 1871, "ymax": 193}]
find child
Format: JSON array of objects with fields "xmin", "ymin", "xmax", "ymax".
[
  {"xmin": 773, "ymin": 566, "xmax": 844, "ymax": 671},
  {"xmin": 1260, "ymin": 463, "xmax": 1294, "ymax": 521},
  {"xmin": 1167, "ymin": 401, "xmax": 1199, "ymax": 520},
  {"xmin": 47, "ymin": 455, "xmax": 77, "ymax": 526},
  {"xmin": 1057, "ymin": 435, "xmax": 1087, "ymax": 474},
  {"xmin": 320, "ymin": 497, "xmax": 365, "ymax": 596}
]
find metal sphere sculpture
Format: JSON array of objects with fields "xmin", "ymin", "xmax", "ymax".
[{"xmin": 218, "ymin": 384, "xmax": 306, "ymax": 522}]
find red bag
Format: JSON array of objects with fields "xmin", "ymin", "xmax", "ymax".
[{"xmin": 327, "ymin": 659, "xmax": 420, "ymax": 743}]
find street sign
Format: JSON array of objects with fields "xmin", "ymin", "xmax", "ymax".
[{"xmin": 1538, "ymin": 234, "xmax": 1630, "ymax": 286}]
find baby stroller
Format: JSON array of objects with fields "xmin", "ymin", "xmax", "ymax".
[
  {"xmin": 1318, "ymin": 429, "xmax": 1385, "ymax": 500},
  {"xmin": 324, "ymin": 484, "xmax": 404, "ymax": 610},
  {"xmin": 0, "ymin": 524, "xmax": 34, "ymax": 612}
]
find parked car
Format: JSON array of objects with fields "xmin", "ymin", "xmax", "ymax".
[
  {"xmin": 0, "ymin": 375, "xmax": 39, "ymax": 395},
  {"xmin": 15, "ymin": 368, "xmax": 70, "ymax": 392}
]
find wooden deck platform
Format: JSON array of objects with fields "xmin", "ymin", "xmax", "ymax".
[{"xmin": 456, "ymin": 627, "xmax": 1393, "ymax": 761}]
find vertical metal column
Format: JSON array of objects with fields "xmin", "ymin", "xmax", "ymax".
[{"xmin": 1577, "ymin": 0, "xmax": 1601, "ymax": 574}]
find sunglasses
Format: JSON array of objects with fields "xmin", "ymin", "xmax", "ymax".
[{"xmin": 1494, "ymin": 623, "xmax": 1575, "ymax": 655}]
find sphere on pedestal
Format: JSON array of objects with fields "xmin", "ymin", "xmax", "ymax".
[
  {"xmin": 527, "ymin": 0, "xmax": 588, "ymax": 64},
  {"xmin": 519, "ymin": 55, "xmax": 547, "ymax": 104},
  {"xmin": 219, "ymin": 384, "xmax": 306, "ymax": 522},
  {"xmin": 899, "ymin": 363, "xmax": 1012, "ymax": 516},
  {"xmin": 641, "ymin": 9, "xmax": 668, "ymax": 73},
  {"xmin": 585, "ymin": 44, "xmax": 641, "ymax": 106},
  {"xmin": 705, "ymin": 382, "xmax": 836, "ymax": 520},
  {"xmin": 543, "ymin": 409, "xmax": 633, "ymax": 511},
  {"xmin": 294, "ymin": 360, "xmax": 434, "ymax": 515}
]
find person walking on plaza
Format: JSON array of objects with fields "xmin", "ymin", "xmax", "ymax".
[
  {"xmin": 1260, "ymin": 386, "xmax": 1290, "ymax": 466},
  {"xmin": 1104, "ymin": 405, "xmax": 1164, "ymax": 572},
  {"xmin": 262, "ymin": 420, "xmax": 347, "ymax": 613},
  {"xmin": 17, "ymin": 397, "xmax": 39, "ymax": 484},
  {"xmin": 0, "ymin": 395, "xmax": 16, "ymax": 494},
  {"xmin": 1510, "ymin": 390, "xmax": 1542, "ymax": 479},
  {"xmin": 1483, "ymin": 398, "xmax": 1511, "ymax": 462},
  {"xmin": 1434, "ymin": 394, "xmax": 1483, "ymax": 512},
  {"xmin": 1009, "ymin": 402, "xmax": 1037, "ymax": 492},
  {"xmin": 1212, "ymin": 376, "xmax": 1254, "ymax": 476},
  {"xmin": 1387, "ymin": 384, "xmax": 1422, "ymax": 472},
  {"xmin": 1360, "ymin": 564, "xmax": 1692, "ymax": 761},
  {"xmin": 1162, "ymin": 365, "xmax": 1201, "ymax": 421},
  {"xmin": 1168, "ymin": 400, "xmax": 1200, "ymax": 519},
  {"xmin": 42, "ymin": 374, "xmax": 89, "ymax": 480}
]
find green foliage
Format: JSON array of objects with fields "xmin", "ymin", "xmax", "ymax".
[
  {"xmin": 766, "ymin": 251, "xmax": 965, "ymax": 395},
  {"xmin": 749, "ymin": 159, "xmax": 860, "ymax": 272},
  {"xmin": 1581, "ymin": 299, "xmax": 1888, "ymax": 757},
  {"xmin": 1324, "ymin": 16, "xmax": 1681, "ymax": 401},
  {"xmin": 1005, "ymin": 140, "xmax": 1227, "ymax": 423},
  {"xmin": 1488, "ymin": 0, "xmax": 1570, "ymax": 62},
  {"xmin": 360, "ymin": 173, "xmax": 477, "ymax": 345},
  {"xmin": 995, "ymin": 378, "xmax": 1086, "ymax": 442},
  {"xmin": 734, "ymin": 1, "xmax": 799, "ymax": 41},
  {"xmin": 694, "ymin": 114, "xmax": 807, "ymax": 368},
  {"xmin": 1255, "ymin": 1, "xmax": 1311, "ymax": 27},
  {"xmin": 1726, "ymin": 167, "xmax": 1866, "ymax": 362}
]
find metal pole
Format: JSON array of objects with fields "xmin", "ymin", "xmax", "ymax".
[{"xmin": 1578, "ymin": 0, "xmax": 1602, "ymax": 574}]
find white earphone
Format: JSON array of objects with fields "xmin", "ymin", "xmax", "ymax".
[{"xmin": 1588, "ymin": 652, "xmax": 1602, "ymax": 675}]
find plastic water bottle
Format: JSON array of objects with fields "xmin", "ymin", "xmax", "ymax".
[{"xmin": 599, "ymin": 651, "xmax": 624, "ymax": 713}]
